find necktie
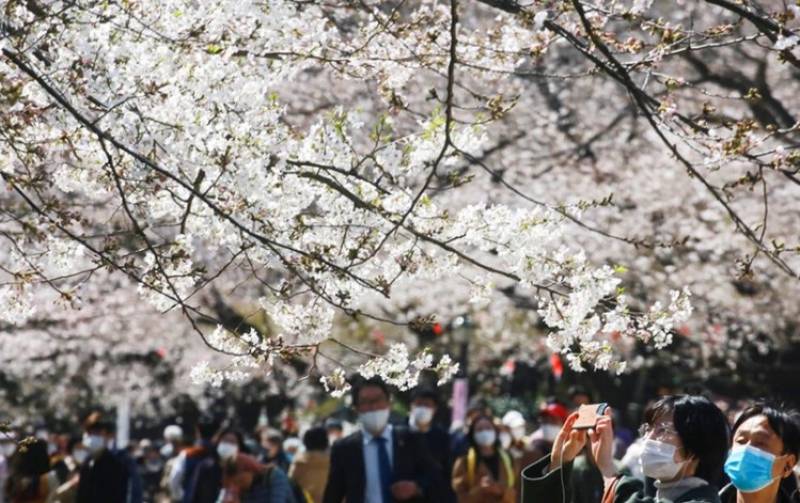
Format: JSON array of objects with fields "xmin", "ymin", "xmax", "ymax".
[{"xmin": 373, "ymin": 436, "xmax": 393, "ymax": 503}]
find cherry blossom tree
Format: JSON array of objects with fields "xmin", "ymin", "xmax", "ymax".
[{"xmin": 1, "ymin": 0, "xmax": 798, "ymax": 409}]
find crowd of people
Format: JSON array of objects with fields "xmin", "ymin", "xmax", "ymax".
[{"xmin": 1, "ymin": 381, "xmax": 799, "ymax": 503}]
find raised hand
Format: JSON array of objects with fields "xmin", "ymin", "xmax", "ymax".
[
  {"xmin": 548, "ymin": 412, "xmax": 587, "ymax": 472},
  {"xmin": 588, "ymin": 407, "xmax": 617, "ymax": 478}
]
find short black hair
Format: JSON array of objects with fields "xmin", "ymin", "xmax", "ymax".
[
  {"xmin": 568, "ymin": 385, "xmax": 591, "ymax": 401},
  {"xmin": 644, "ymin": 395, "xmax": 729, "ymax": 485},
  {"xmin": 351, "ymin": 376, "xmax": 391, "ymax": 407},
  {"xmin": 83, "ymin": 412, "xmax": 115, "ymax": 434},
  {"xmin": 196, "ymin": 417, "xmax": 221, "ymax": 441},
  {"xmin": 411, "ymin": 387, "xmax": 439, "ymax": 404},
  {"xmin": 303, "ymin": 427, "xmax": 329, "ymax": 451},
  {"xmin": 732, "ymin": 402, "xmax": 800, "ymax": 458}
]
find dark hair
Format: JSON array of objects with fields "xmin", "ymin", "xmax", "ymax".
[
  {"xmin": 644, "ymin": 395, "xmax": 729, "ymax": 485},
  {"xmin": 303, "ymin": 427, "xmax": 329, "ymax": 452},
  {"xmin": 4, "ymin": 439, "xmax": 50, "ymax": 500},
  {"xmin": 411, "ymin": 387, "xmax": 439, "ymax": 405},
  {"xmin": 467, "ymin": 414, "xmax": 498, "ymax": 451},
  {"xmin": 732, "ymin": 403, "xmax": 800, "ymax": 458},
  {"xmin": 351, "ymin": 377, "xmax": 391, "ymax": 407},
  {"xmin": 568, "ymin": 385, "xmax": 592, "ymax": 401},
  {"xmin": 66, "ymin": 436, "xmax": 82, "ymax": 453},
  {"xmin": 196, "ymin": 417, "xmax": 221, "ymax": 441},
  {"xmin": 218, "ymin": 428, "xmax": 246, "ymax": 452},
  {"xmin": 83, "ymin": 412, "xmax": 115, "ymax": 434}
]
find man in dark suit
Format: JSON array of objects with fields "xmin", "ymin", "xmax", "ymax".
[
  {"xmin": 407, "ymin": 387, "xmax": 456, "ymax": 503},
  {"xmin": 76, "ymin": 412, "xmax": 134, "ymax": 503},
  {"xmin": 322, "ymin": 377, "xmax": 443, "ymax": 503}
]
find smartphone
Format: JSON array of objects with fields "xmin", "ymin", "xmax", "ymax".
[{"xmin": 572, "ymin": 403, "xmax": 609, "ymax": 430}]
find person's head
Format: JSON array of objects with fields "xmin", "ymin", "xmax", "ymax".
[
  {"xmin": 83, "ymin": 412, "xmax": 114, "ymax": 458},
  {"xmin": 469, "ymin": 415, "xmax": 498, "ymax": 452},
  {"xmin": 538, "ymin": 401, "xmax": 568, "ymax": 442},
  {"xmin": 725, "ymin": 403, "xmax": 800, "ymax": 495},
  {"xmin": 283, "ymin": 437, "xmax": 303, "ymax": 461},
  {"xmin": 568, "ymin": 385, "xmax": 592, "ymax": 409},
  {"xmin": 163, "ymin": 425, "xmax": 183, "ymax": 447},
  {"xmin": 324, "ymin": 418, "xmax": 343, "ymax": 445},
  {"xmin": 195, "ymin": 417, "xmax": 220, "ymax": 445},
  {"xmin": 67, "ymin": 436, "xmax": 88, "ymax": 466},
  {"xmin": 303, "ymin": 427, "xmax": 329, "ymax": 453},
  {"xmin": 640, "ymin": 395, "xmax": 729, "ymax": 484},
  {"xmin": 410, "ymin": 388, "xmax": 438, "ymax": 429},
  {"xmin": 352, "ymin": 377, "xmax": 391, "ymax": 436},
  {"xmin": 501, "ymin": 410, "xmax": 527, "ymax": 442},
  {"xmin": 259, "ymin": 428, "xmax": 283, "ymax": 457},
  {"xmin": 216, "ymin": 429, "xmax": 244, "ymax": 463},
  {"xmin": 466, "ymin": 397, "xmax": 489, "ymax": 427}
]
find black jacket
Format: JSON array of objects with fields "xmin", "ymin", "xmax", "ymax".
[
  {"xmin": 76, "ymin": 449, "xmax": 129, "ymax": 503},
  {"xmin": 322, "ymin": 426, "xmax": 443, "ymax": 503}
]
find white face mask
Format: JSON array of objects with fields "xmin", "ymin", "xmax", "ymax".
[
  {"xmin": 540, "ymin": 424, "xmax": 561, "ymax": 442},
  {"xmin": 474, "ymin": 430, "xmax": 497, "ymax": 447},
  {"xmin": 216, "ymin": 442, "xmax": 238, "ymax": 460},
  {"xmin": 72, "ymin": 448, "xmax": 89, "ymax": 465},
  {"xmin": 511, "ymin": 425, "xmax": 526, "ymax": 441},
  {"xmin": 83, "ymin": 434, "xmax": 107, "ymax": 455},
  {"xmin": 640, "ymin": 439, "xmax": 687, "ymax": 481},
  {"xmin": 359, "ymin": 409, "xmax": 390, "ymax": 436},
  {"xmin": 410, "ymin": 406, "xmax": 434, "ymax": 426},
  {"xmin": 499, "ymin": 432, "xmax": 512, "ymax": 449}
]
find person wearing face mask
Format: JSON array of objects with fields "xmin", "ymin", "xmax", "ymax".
[
  {"xmin": 322, "ymin": 377, "xmax": 444, "ymax": 503},
  {"xmin": 160, "ymin": 425, "xmax": 184, "ymax": 503},
  {"xmin": 51, "ymin": 438, "xmax": 87, "ymax": 503},
  {"xmin": 324, "ymin": 419, "xmax": 344, "ymax": 448},
  {"xmin": 527, "ymin": 401, "xmax": 569, "ymax": 464},
  {"xmin": 75, "ymin": 413, "xmax": 131, "ymax": 503},
  {"xmin": 169, "ymin": 417, "xmax": 221, "ymax": 503},
  {"xmin": 451, "ymin": 415, "xmax": 517, "ymax": 503},
  {"xmin": 257, "ymin": 429, "xmax": 291, "ymax": 474},
  {"xmin": 521, "ymin": 395, "xmax": 730, "ymax": 503},
  {"xmin": 720, "ymin": 403, "xmax": 800, "ymax": 503},
  {"xmin": 215, "ymin": 430, "xmax": 262, "ymax": 503},
  {"xmin": 501, "ymin": 411, "xmax": 529, "ymax": 462},
  {"xmin": 407, "ymin": 388, "xmax": 455, "ymax": 503}
]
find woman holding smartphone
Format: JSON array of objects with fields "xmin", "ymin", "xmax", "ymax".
[{"xmin": 521, "ymin": 395, "xmax": 730, "ymax": 503}]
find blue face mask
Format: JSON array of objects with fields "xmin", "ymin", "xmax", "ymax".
[{"xmin": 724, "ymin": 445, "xmax": 779, "ymax": 493}]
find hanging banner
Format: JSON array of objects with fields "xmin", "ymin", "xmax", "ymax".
[{"xmin": 450, "ymin": 377, "xmax": 469, "ymax": 430}]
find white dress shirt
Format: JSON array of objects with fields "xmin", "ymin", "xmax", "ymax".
[{"xmin": 363, "ymin": 424, "xmax": 394, "ymax": 503}]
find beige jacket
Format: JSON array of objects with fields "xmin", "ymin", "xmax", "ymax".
[{"xmin": 288, "ymin": 450, "xmax": 330, "ymax": 503}]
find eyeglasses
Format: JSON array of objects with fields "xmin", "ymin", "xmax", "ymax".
[{"xmin": 639, "ymin": 422, "xmax": 679, "ymax": 441}]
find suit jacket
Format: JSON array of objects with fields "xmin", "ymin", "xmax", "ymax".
[
  {"xmin": 322, "ymin": 426, "xmax": 443, "ymax": 503},
  {"xmin": 75, "ymin": 450, "xmax": 129, "ymax": 503}
]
